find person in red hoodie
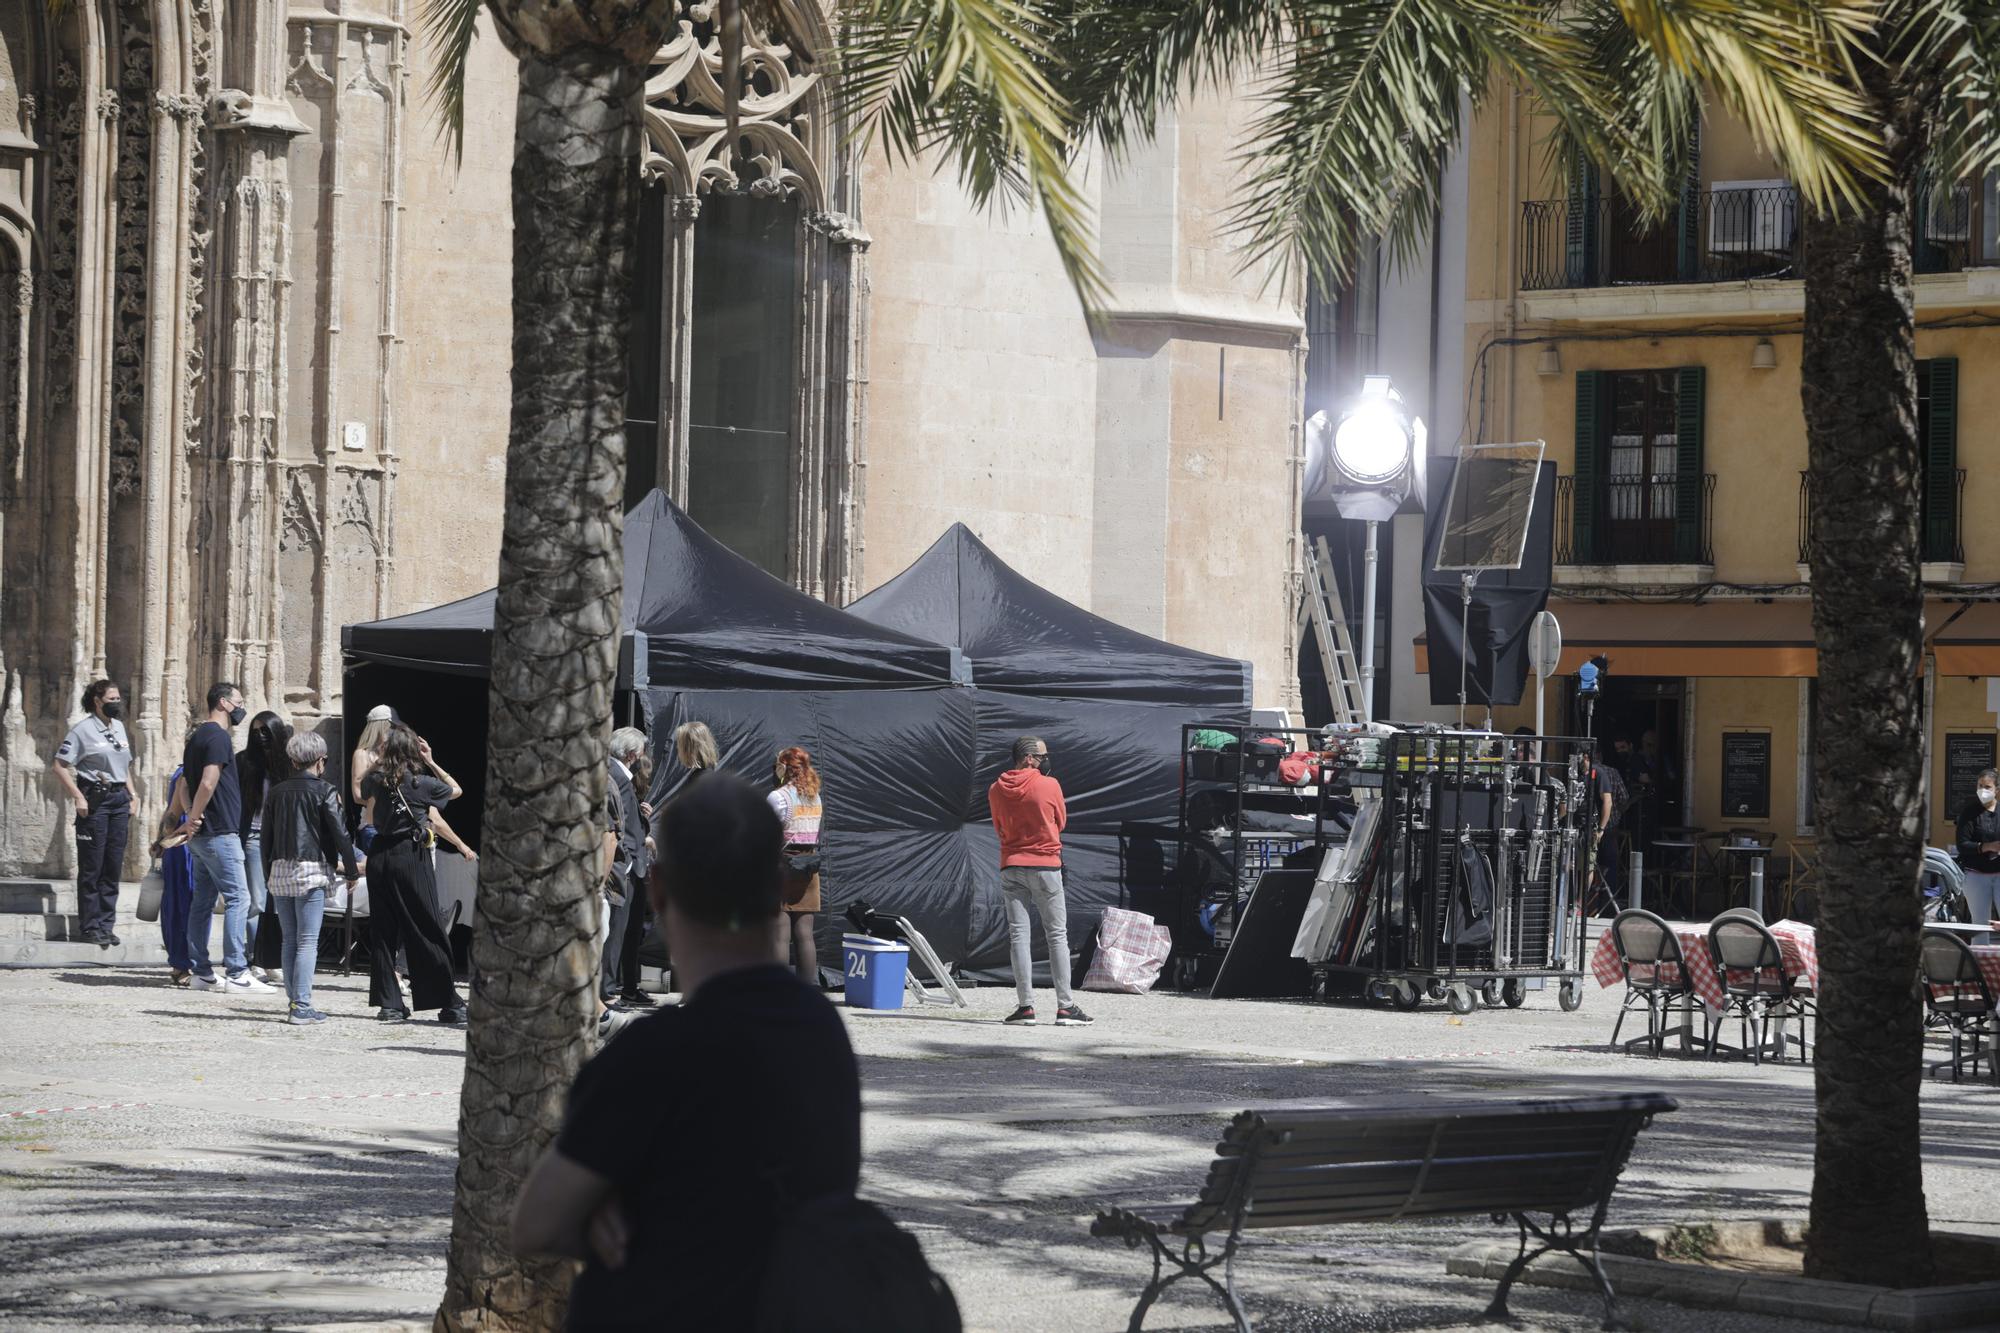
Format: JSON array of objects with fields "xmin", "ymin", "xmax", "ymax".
[{"xmin": 987, "ymin": 736, "xmax": 1093, "ymax": 1026}]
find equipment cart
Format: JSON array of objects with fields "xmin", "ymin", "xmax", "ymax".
[
  {"xmin": 1297, "ymin": 726, "xmax": 1594, "ymax": 1014},
  {"xmin": 1170, "ymin": 724, "xmax": 1353, "ymax": 991}
]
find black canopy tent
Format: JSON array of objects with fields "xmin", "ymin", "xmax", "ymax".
[
  {"xmin": 847, "ymin": 524, "xmax": 1253, "ymax": 971},
  {"xmin": 340, "ymin": 494, "xmax": 975, "ymax": 965},
  {"xmin": 341, "ymin": 496, "xmax": 1254, "ymax": 977}
]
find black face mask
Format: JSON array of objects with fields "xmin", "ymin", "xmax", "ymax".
[
  {"xmin": 102, "ymin": 701, "xmax": 124, "ymax": 721},
  {"xmin": 228, "ymin": 705, "xmax": 248, "ymax": 727}
]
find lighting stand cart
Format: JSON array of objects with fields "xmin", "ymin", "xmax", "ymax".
[
  {"xmin": 1301, "ymin": 727, "xmax": 1593, "ymax": 1015},
  {"xmin": 1170, "ymin": 724, "xmax": 1354, "ymax": 991}
]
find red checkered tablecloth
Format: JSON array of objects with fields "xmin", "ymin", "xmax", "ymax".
[
  {"xmin": 1591, "ymin": 920, "xmax": 1818, "ymax": 1018},
  {"xmin": 1960, "ymin": 944, "xmax": 2000, "ymax": 996}
]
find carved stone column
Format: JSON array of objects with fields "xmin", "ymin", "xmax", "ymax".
[
  {"xmin": 655, "ymin": 191, "xmax": 700, "ymax": 503},
  {"xmin": 206, "ymin": 89, "xmax": 304, "ymax": 709},
  {"xmin": 809, "ymin": 209, "xmax": 869, "ymax": 605}
]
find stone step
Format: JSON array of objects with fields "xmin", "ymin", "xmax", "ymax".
[
  {"xmin": 1, "ymin": 935, "xmax": 175, "ymax": 968},
  {"xmin": 0, "ymin": 879, "xmax": 66, "ymax": 914}
]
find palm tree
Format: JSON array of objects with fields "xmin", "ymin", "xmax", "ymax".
[
  {"xmin": 415, "ymin": 2, "xmax": 1093, "ymax": 1326},
  {"xmin": 843, "ymin": 0, "xmax": 1992, "ymax": 1288}
]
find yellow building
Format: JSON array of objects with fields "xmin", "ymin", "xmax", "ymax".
[{"xmin": 1441, "ymin": 93, "xmax": 2000, "ymax": 861}]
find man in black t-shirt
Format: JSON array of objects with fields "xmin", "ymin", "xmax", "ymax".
[
  {"xmin": 511, "ymin": 773, "xmax": 861, "ymax": 1331},
  {"xmin": 177, "ymin": 682, "xmax": 269, "ymax": 992}
]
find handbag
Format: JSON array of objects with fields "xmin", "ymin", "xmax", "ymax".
[
  {"xmin": 136, "ymin": 864, "xmax": 165, "ymax": 922},
  {"xmin": 785, "ymin": 849, "xmax": 822, "ymax": 877}
]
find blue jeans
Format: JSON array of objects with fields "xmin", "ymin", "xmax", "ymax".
[
  {"xmin": 243, "ymin": 833, "xmax": 268, "ymax": 956},
  {"xmin": 273, "ymin": 889, "xmax": 326, "ymax": 1009},
  {"xmin": 1964, "ymin": 870, "xmax": 1999, "ymax": 945},
  {"xmin": 188, "ymin": 833, "xmax": 250, "ymax": 979}
]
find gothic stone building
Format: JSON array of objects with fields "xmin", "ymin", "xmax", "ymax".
[{"xmin": 0, "ymin": 0, "xmax": 1306, "ymax": 878}]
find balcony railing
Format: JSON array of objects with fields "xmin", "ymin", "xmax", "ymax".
[
  {"xmin": 1522, "ymin": 184, "xmax": 1986, "ymax": 292},
  {"xmin": 1555, "ymin": 473, "xmax": 1715, "ymax": 565},
  {"xmin": 1798, "ymin": 468, "xmax": 1964, "ymax": 565}
]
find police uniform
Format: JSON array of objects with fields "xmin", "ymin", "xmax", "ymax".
[{"xmin": 56, "ymin": 714, "xmax": 133, "ymax": 940}]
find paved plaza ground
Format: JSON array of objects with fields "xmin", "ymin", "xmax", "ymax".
[{"xmin": 1, "ymin": 962, "xmax": 1996, "ymax": 1332}]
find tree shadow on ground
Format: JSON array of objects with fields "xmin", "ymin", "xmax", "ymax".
[
  {"xmin": 0, "ymin": 1138, "xmax": 454, "ymax": 1326},
  {"xmin": 858, "ymin": 1042, "xmax": 2000, "ymax": 1333}
]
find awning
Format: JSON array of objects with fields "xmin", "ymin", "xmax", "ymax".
[
  {"xmin": 1413, "ymin": 600, "xmax": 1819, "ymax": 678},
  {"xmin": 1931, "ymin": 603, "xmax": 2000, "ymax": 676}
]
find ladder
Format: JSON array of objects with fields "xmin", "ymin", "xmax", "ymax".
[{"xmin": 1297, "ymin": 534, "xmax": 1367, "ymax": 726}]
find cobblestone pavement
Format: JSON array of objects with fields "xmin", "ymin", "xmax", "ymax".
[{"xmin": 2, "ymin": 964, "xmax": 1995, "ymax": 1331}]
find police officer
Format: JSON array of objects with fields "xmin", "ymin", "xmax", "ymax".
[{"xmin": 52, "ymin": 680, "xmax": 133, "ymax": 947}]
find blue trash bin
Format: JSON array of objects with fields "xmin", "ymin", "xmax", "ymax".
[{"xmin": 842, "ymin": 934, "xmax": 910, "ymax": 1010}]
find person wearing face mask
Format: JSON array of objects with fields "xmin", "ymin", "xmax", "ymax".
[
  {"xmin": 51, "ymin": 679, "xmax": 134, "ymax": 948},
  {"xmin": 178, "ymin": 681, "xmax": 272, "ymax": 994},
  {"xmin": 1953, "ymin": 767, "xmax": 2000, "ymax": 943}
]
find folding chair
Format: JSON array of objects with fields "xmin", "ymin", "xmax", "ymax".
[
  {"xmin": 1708, "ymin": 916, "xmax": 1812, "ymax": 1066},
  {"xmin": 1919, "ymin": 928, "xmax": 1998, "ymax": 1084},
  {"xmin": 1607, "ymin": 909, "xmax": 1704, "ymax": 1057}
]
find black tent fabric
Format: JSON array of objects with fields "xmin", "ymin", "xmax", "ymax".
[
  {"xmin": 343, "ymin": 491, "xmax": 968, "ymax": 690},
  {"xmin": 341, "ymin": 493, "xmax": 1252, "ymax": 979},
  {"xmin": 846, "ymin": 528, "xmax": 1254, "ymax": 973},
  {"xmin": 845, "ymin": 524, "xmax": 1251, "ymax": 707},
  {"xmin": 1420, "ymin": 459, "xmax": 1556, "ymax": 707}
]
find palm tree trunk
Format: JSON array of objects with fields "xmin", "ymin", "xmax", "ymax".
[
  {"xmin": 1798, "ymin": 146, "xmax": 1934, "ymax": 1287},
  {"xmin": 437, "ymin": 47, "xmax": 643, "ymax": 1332}
]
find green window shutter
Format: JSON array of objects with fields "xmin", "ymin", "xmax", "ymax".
[
  {"xmin": 1573, "ymin": 371, "xmax": 1603, "ymax": 562},
  {"xmin": 1924, "ymin": 357, "xmax": 1959, "ymax": 561},
  {"xmin": 1676, "ymin": 120, "xmax": 1702, "ymax": 280},
  {"xmin": 1674, "ymin": 366, "xmax": 1706, "ymax": 563},
  {"xmin": 1566, "ymin": 160, "xmax": 1600, "ymax": 286}
]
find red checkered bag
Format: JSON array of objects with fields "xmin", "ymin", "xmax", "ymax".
[{"xmin": 1083, "ymin": 907, "xmax": 1173, "ymax": 994}]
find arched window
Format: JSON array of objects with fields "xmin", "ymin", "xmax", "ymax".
[{"xmin": 625, "ymin": 1, "xmax": 867, "ymax": 598}]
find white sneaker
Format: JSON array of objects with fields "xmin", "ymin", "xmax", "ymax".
[
  {"xmin": 189, "ymin": 973, "xmax": 223, "ymax": 992},
  {"xmin": 224, "ymin": 971, "xmax": 275, "ymax": 994},
  {"xmin": 250, "ymin": 966, "xmax": 273, "ymax": 983}
]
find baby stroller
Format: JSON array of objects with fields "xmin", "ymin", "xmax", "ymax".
[{"xmin": 1923, "ymin": 846, "xmax": 1969, "ymax": 924}]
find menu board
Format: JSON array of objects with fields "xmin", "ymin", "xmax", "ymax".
[
  {"xmin": 1945, "ymin": 733, "xmax": 1997, "ymax": 819},
  {"xmin": 1721, "ymin": 732, "xmax": 1771, "ymax": 820}
]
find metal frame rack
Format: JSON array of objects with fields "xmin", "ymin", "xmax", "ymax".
[
  {"xmin": 1171, "ymin": 724, "xmax": 1350, "ymax": 989},
  {"xmin": 1311, "ymin": 728, "xmax": 1592, "ymax": 1014}
]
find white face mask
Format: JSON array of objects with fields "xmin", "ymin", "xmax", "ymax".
[{"xmin": 1980, "ymin": 786, "xmax": 1996, "ymax": 808}]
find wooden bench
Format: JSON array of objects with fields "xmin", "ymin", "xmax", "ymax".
[{"xmin": 1090, "ymin": 1092, "xmax": 1676, "ymax": 1332}]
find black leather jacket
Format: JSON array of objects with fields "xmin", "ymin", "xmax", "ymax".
[
  {"xmin": 259, "ymin": 773, "xmax": 361, "ymax": 881},
  {"xmin": 1956, "ymin": 799, "xmax": 2000, "ymax": 874}
]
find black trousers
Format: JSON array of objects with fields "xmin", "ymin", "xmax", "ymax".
[
  {"xmin": 365, "ymin": 840, "xmax": 463, "ymax": 1014},
  {"xmin": 75, "ymin": 785, "xmax": 131, "ymax": 936},
  {"xmin": 600, "ymin": 870, "xmax": 648, "ymax": 996}
]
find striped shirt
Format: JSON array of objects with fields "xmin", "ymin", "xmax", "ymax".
[{"xmin": 767, "ymin": 783, "xmax": 821, "ymax": 846}]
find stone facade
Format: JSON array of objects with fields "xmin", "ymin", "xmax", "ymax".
[{"xmin": 0, "ymin": 0, "xmax": 1304, "ymax": 880}]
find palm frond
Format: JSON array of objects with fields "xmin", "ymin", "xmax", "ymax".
[
  {"xmin": 1232, "ymin": 1, "xmax": 1646, "ymax": 294},
  {"xmin": 1550, "ymin": 0, "xmax": 1702, "ymax": 227},
  {"xmin": 1612, "ymin": 0, "xmax": 1883, "ymax": 210},
  {"xmin": 836, "ymin": 1, "xmax": 1106, "ymax": 305},
  {"xmin": 1056, "ymin": 0, "xmax": 1286, "ymax": 167},
  {"xmin": 419, "ymin": 0, "xmax": 486, "ymax": 161},
  {"xmin": 1902, "ymin": 0, "xmax": 2000, "ymax": 183}
]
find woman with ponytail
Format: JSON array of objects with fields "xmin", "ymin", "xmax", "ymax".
[{"xmin": 767, "ymin": 746, "xmax": 823, "ymax": 985}]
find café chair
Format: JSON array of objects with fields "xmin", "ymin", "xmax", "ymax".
[
  {"xmin": 1608, "ymin": 909, "xmax": 1705, "ymax": 1057},
  {"xmin": 1785, "ymin": 837, "xmax": 1821, "ymax": 921},
  {"xmin": 1918, "ymin": 927, "xmax": 1998, "ymax": 1084},
  {"xmin": 1707, "ymin": 916, "xmax": 1812, "ymax": 1066},
  {"xmin": 1713, "ymin": 906, "xmax": 1764, "ymax": 926}
]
